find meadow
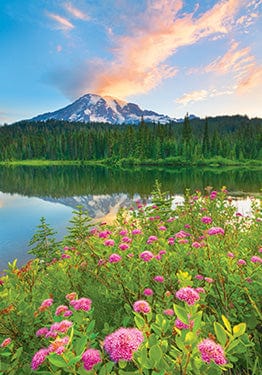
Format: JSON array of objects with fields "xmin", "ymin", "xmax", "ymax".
[{"xmin": 0, "ymin": 184, "xmax": 261, "ymax": 374}]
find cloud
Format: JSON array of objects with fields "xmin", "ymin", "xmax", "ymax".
[
  {"xmin": 50, "ymin": 0, "xmax": 245, "ymax": 99},
  {"xmin": 237, "ymin": 65, "xmax": 262, "ymax": 93},
  {"xmin": 64, "ymin": 2, "xmax": 89, "ymax": 21},
  {"xmin": 47, "ymin": 12, "xmax": 74, "ymax": 30},
  {"xmin": 176, "ymin": 88, "xmax": 235, "ymax": 105}
]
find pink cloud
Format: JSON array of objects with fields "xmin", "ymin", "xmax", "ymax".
[
  {"xmin": 64, "ymin": 2, "xmax": 89, "ymax": 21},
  {"xmin": 47, "ymin": 12, "xmax": 74, "ymax": 30},
  {"xmin": 237, "ymin": 65, "xmax": 262, "ymax": 93}
]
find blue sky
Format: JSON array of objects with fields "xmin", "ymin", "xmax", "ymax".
[{"xmin": 0, "ymin": 0, "xmax": 261, "ymax": 123}]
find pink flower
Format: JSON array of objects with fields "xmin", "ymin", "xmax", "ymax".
[
  {"xmin": 82, "ymin": 348, "xmax": 102, "ymax": 371},
  {"xmin": 143, "ymin": 288, "xmax": 154, "ymax": 296},
  {"xmin": 66, "ymin": 292, "xmax": 77, "ymax": 301},
  {"xmin": 163, "ymin": 309, "xmax": 174, "ymax": 316},
  {"xmin": 104, "ymin": 239, "xmax": 115, "ymax": 247},
  {"xmin": 175, "ymin": 287, "xmax": 200, "ymax": 305},
  {"xmin": 184, "ymin": 224, "xmax": 191, "ymax": 229},
  {"xmin": 140, "ymin": 251, "xmax": 154, "ymax": 262},
  {"xmin": 158, "ymin": 226, "xmax": 167, "ymax": 231},
  {"xmin": 0, "ymin": 338, "xmax": 11, "ymax": 347},
  {"xmin": 132, "ymin": 229, "xmax": 142, "ymax": 235},
  {"xmin": 39, "ymin": 298, "xmax": 53, "ymax": 312},
  {"xmin": 119, "ymin": 243, "xmax": 129, "ymax": 251},
  {"xmin": 198, "ymin": 338, "xmax": 227, "ymax": 365},
  {"xmin": 210, "ymin": 191, "xmax": 218, "ymax": 200},
  {"xmin": 195, "ymin": 287, "xmax": 205, "ymax": 294},
  {"xmin": 153, "ymin": 275, "xmax": 164, "ymax": 283},
  {"xmin": 61, "ymin": 253, "xmax": 70, "ymax": 259},
  {"xmin": 55, "ymin": 305, "xmax": 69, "ymax": 316},
  {"xmin": 48, "ymin": 336, "xmax": 69, "ymax": 354},
  {"xmin": 195, "ymin": 274, "xmax": 204, "ymax": 280},
  {"xmin": 99, "ymin": 230, "xmax": 111, "ymax": 238},
  {"xmin": 258, "ymin": 247, "xmax": 262, "ymax": 253},
  {"xmin": 159, "ymin": 250, "xmax": 166, "ymax": 255},
  {"xmin": 109, "ymin": 253, "xmax": 122, "ymax": 263},
  {"xmin": 50, "ymin": 320, "xmax": 73, "ymax": 334},
  {"xmin": 168, "ymin": 237, "xmax": 175, "ymax": 245},
  {"xmin": 201, "ymin": 216, "xmax": 212, "ymax": 224},
  {"xmin": 147, "ymin": 235, "xmax": 158, "ymax": 244},
  {"xmin": 251, "ymin": 256, "xmax": 262, "ymax": 263},
  {"xmin": 63, "ymin": 310, "xmax": 73, "ymax": 317},
  {"xmin": 237, "ymin": 259, "xmax": 246, "ymax": 265},
  {"xmin": 133, "ymin": 300, "xmax": 151, "ymax": 314},
  {"xmin": 227, "ymin": 252, "xmax": 234, "ymax": 258},
  {"xmin": 166, "ymin": 217, "xmax": 175, "ymax": 222},
  {"xmin": 175, "ymin": 319, "xmax": 190, "ymax": 330},
  {"xmin": 31, "ymin": 348, "xmax": 49, "ymax": 370},
  {"xmin": 36, "ymin": 327, "xmax": 49, "ymax": 337},
  {"xmin": 122, "ymin": 236, "xmax": 132, "ymax": 243},
  {"xmin": 207, "ymin": 227, "xmax": 225, "ymax": 236},
  {"xmin": 204, "ymin": 277, "xmax": 214, "ymax": 283},
  {"xmin": 70, "ymin": 297, "xmax": 92, "ymax": 311},
  {"xmin": 192, "ymin": 241, "xmax": 201, "ymax": 248},
  {"xmin": 178, "ymin": 239, "xmax": 189, "ymax": 244},
  {"xmin": 119, "ymin": 229, "xmax": 128, "ymax": 236},
  {"xmin": 104, "ymin": 327, "xmax": 144, "ymax": 362},
  {"xmin": 175, "ymin": 230, "xmax": 191, "ymax": 239}
]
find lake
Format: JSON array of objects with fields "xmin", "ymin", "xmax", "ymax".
[{"xmin": 0, "ymin": 165, "xmax": 261, "ymax": 272}]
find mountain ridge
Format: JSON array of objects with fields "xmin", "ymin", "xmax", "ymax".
[{"xmin": 30, "ymin": 93, "xmax": 195, "ymax": 124}]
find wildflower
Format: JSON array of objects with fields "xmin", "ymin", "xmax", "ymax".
[
  {"xmin": 245, "ymin": 277, "xmax": 253, "ymax": 283},
  {"xmin": 204, "ymin": 277, "xmax": 214, "ymax": 283},
  {"xmin": 122, "ymin": 236, "xmax": 132, "ymax": 243},
  {"xmin": 184, "ymin": 224, "xmax": 191, "ymax": 229},
  {"xmin": 31, "ymin": 348, "xmax": 49, "ymax": 370},
  {"xmin": 89, "ymin": 228, "xmax": 98, "ymax": 235},
  {"xmin": 66, "ymin": 292, "xmax": 77, "ymax": 301},
  {"xmin": 48, "ymin": 336, "xmax": 69, "ymax": 354},
  {"xmin": 158, "ymin": 225, "xmax": 167, "ymax": 231},
  {"xmin": 119, "ymin": 229, "xmax": 128, "ymax": 236},
  {"xmin": 0, "ymin": 338, "xmax": 11, "ymax": 347},
  {"xmin": 50, "ymin": 320, "xmax": 73, "ymax": 334},
  {"xmin": 165, "ymin": 291, "xmax": 172, "ymax": 297},
  {"xmin": 166, "ymin": 217, "xmax": 175, "ymax": 222},
  {"xmin": 36, "ymin": 327, "xmax": 49, "ymax": 337},
  {"xmin": 98, "ymin": 259, "xmax": 107, "ymax": 266},
  {"xmin": 159, "ymin": 250, "xmax": 166, "ymax": 255},
  {"xmin": 127, "ymin": 253, "xmax": 134, "ymax": 258},
  {"xmin": 237, "ymin": 259, "xmax": 247, "ymax": 266},
  {"xmin": 192, "ymin": 241, "xmax": 201, "ymax": 248},
  {"xmin": 198, "ymin": 338, "xmax": 227, "ymax": 365},
  {"xmin": 61, "ymin": 253, "xmax": 71, "ymax": 259},
  {"xmin": 0, "ymin": 279, "xmax": 4, "ymax": 286},
  {"xmin": 258, "ymin": 247, "xmax": 262, "ymax": 253},
  {"xmin": 210, "ymin": 191, "xmax": 218, "ymax": 200},
  {"xmin": 104, "ymin": 327, "xmax": 144, "ymax": 362},
  {"xmin": 132, "ymin": 229, "xmax": 142, "ymax": 235},
  {"xmin": 119, "ymin": 243, "xmax": 129, "ymax": 251},
  {"xmin": 99, "ymin": 230, "xmax": 111, "ymax": 238},
  {"xmin": 70, "ymin": 297, "xmax": 92, "ymax": 311},
  {"xmin": 147, "ymin": 235, "xmax": 158, "ymax": 244},
  {"xmin": 82, "ymin": 348, "xmax": 102, "ymax": 371},
  {"xmin": 133, "ymin": 300, "xmax": 151, "ymax": 314},
  {"xmin": 175, "ymin": 319, "xmax": 190, "ymax": 329},
  {"xmin": 195, "ymin": 274, "xmax": 204, "ymax": 280},
  {"xmin": 227, "ymin": 252, "xmax": 234, "ymax": 258},
  {"xmin": 178, "ymin": 239, "xmax": 189, "ymax": 244},
  {"xmin": 175, "ymin": 287, "xmax": 200, "ymax": 305},
  {"xmin": 201, "ymin": 216, "xmax": 212, "ymax": 224},
  {"xmin": 55, "ymin": 305, "xmax": 69, "ymax": 316},
  {"xmin": 207, "ymin": 227, "xmax": 225, "ymax": 236},
  {"xmin": 236, "ymin": 212, "xmax": 243, "ymax": 217},
  {"xmin": 143, "ymin": 288, "xmax": 154, "ymax": 296},
  {"xmin": 140, "ymin": 251, "xmax": 154, "ymax": 262},
  {"xmin": 149, "ymin": 216, "xmax": 155, "ymax": 221},
  {"xmin": 153, "ymin": 275, "xmax": 164, "ymax": 283},
  {"xmin": 104, "ymin": 239, "xmax": 115, "ymax": 247},
  {"xmin": 175, "ymin": 230, "xmax": 191, "ymax": 239},
  {"xmin": 251, "ymin": 256, "xmax": 262, "ymax": 263},
  {"xmin": 195, "ymin": 287, "xmax": 205, "ymax": 294},
  {"xmin": 168, "ymin": 237, "xmax": 175, "ymax": 245},
  {"xmin": 63, "ymin": 310, "xmax": 73, "ymax": 317},
  {"xmin": 163, "ymin": 309, "xmax": 174, "ymax": 316},
  {"xmin": 39, "ymin": 298, "xmax": 53, "ymax": 312},
  {"xmin": 109, "ymin": 253, "xmax": 122, "ymax": 263}
]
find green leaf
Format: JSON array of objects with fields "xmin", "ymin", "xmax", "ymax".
[
  {"xmin": 214, "ymin": 322, "xmax": 227, "ymax": 346},
  {"xmin": 185, "ymin": 332, "xmax": 197, "ymax": 345},
  {"xmin": 134, "ymin": 314, "xmax": 145, "ymax": 329},
  {"xmin": 173, "ymin": 304, "xmax": 188, "ymax": 324},
  {"xmin": 149, "ymin": 344, "xmax": 162, "ymax": 365},
  {"xmin": 221, "ymin": 315, "xmax": 232, "ymax": 333},
  {"xmin": 233, "ymin": 323, "xmax": 246, "ymax": 338},
  {"xmin": 48, "ymin": 354, "xmax": 67, "ymax": 368}
]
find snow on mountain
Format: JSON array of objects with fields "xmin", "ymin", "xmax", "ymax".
[{"xmin": 30, "ymin": 93, "xmax": 177, "ymax": 125}]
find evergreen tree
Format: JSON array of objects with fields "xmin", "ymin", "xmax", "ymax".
[{"xmin": 202, "ymin": 117, "xmax": 210, "ymax": 158}]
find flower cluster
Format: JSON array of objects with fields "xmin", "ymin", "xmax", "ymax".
[
  {"xmin": 175, "ymin": 287, "xmax": 200, "ymax": 305},
  {"xmin": 103, "ymin": 327, "xmax": 144, "ymax": 362},
  {"xmin": 133, "ymin": 300, "xmax": 151, "ymax": 314},
  {"xmin": 198, "ymin": 338, "xmax": 227, "ymax": 365},
  {"xmin": 82, "ymin": 348, "xmax": 102, "ymax": 371}
]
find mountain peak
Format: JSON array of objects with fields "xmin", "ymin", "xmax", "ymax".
[{"xmin": 30, "ymin": 93, "xmax": 179, "ymax": 124}]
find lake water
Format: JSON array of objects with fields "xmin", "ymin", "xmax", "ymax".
[{"xmin": 0, "ymin": 165, "xmax": 261, "ymax": 271}]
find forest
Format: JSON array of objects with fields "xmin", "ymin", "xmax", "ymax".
[{"xmin": 0, "ymin": 115, "xmax": 261, "ymax": 163}]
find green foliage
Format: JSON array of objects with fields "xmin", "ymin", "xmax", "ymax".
[
  {"xmin": 28, "ymin": 217, "xmax": 60, "ymax": 264},
  {"xmin": 0, "ymin": 185, "xmax": 261, "ymax": 373}
]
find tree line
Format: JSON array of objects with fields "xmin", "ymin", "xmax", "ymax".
[{"xmin": 0, "ymin": 115, "xmax": 261, "ymax": 162}]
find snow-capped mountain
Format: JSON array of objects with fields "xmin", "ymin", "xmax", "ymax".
[{"xmin": 30, "ymin": 93, "xmax": 175, "ymax": 124}]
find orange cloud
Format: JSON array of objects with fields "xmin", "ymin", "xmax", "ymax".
[
  {"xmin": 64, "ymin": 2, "xmax": 89, "ymax": 21},
  {"xmin": 237, "ymin": 65, "xmax": 262, "ymax": 93},
  {"xmin": 47, "ymin": 12, "xmax": 74, "ymax": 30},
  {"xmin": 89, "ymin": 0, "xmax": 243, "ymax": 98},
  {"xmin": 176, "ymin": 87, "xmax": 235, "ymax": 105}
]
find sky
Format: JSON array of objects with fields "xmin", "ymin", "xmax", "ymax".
[{"xmin": 0, "ymin": 0, "xmax": 262, "ymax": 124}]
